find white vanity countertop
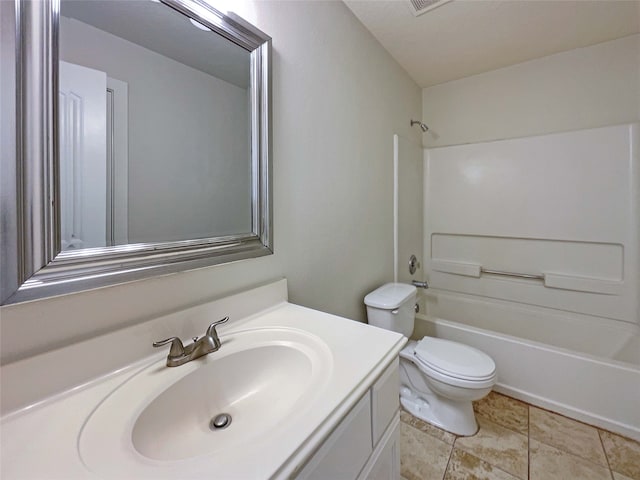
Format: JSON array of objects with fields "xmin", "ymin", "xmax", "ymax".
[{"xmin": 0, "ymin": 280, "xmax": 406, "ymax": 479}]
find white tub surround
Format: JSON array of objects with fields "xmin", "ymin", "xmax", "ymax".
[
  {"xmin": 0, "ymin": 280, "xmax": 407, "ymax": 479},
  {"xmin": 424, "ymin": 123, "xmax": 639, "ymax": 327}
]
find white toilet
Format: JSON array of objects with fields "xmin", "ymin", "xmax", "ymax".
[{"xmin": 364, "ymin": 283, "xmax": 496, "ymax": 436}]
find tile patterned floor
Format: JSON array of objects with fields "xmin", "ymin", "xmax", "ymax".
[{"xmin": 400, "ymin": 391, "xmax": 640, "ymax": 480}]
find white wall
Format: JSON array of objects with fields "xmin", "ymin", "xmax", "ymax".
[
  {"xmin": 60, "ymin": 16, "xmax": 251, "ymax": 242},
  {"xmin": 0, "ymin": 1, "xmax": 421, "ymax": 363},
  {"xmin": 422, "ymin": 34, "xmax": 640, "ymax": 148},
  {"xmin": 394, "ymin": 135, "xmax": 423, "ymax": 287}
]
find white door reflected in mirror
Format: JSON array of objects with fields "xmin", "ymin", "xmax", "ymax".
[
  {"xmin": 59, "ymin": 61, "xmax": 129, "ymax": 251},
  {"xmin": 59, "ymin": 61, "xmax": 106, "ymax": 250}
]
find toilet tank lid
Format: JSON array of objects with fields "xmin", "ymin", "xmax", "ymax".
[{"xmin": 364, "ymin": 283, "xmax": 417, "ymax": 309}]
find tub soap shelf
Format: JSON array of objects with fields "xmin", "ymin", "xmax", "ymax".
[{"xmin": 431, "ymin": 260, "xmax": 622, "ymax": 295}]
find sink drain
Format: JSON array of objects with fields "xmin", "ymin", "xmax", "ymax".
[{"xmin": 209, "ymin": 413, "xmax": 232, "ymax": 430}]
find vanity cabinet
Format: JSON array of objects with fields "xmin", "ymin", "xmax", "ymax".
[{"xmin": 296, "ymin": 359, "xmax": 401, "ymax": 480}]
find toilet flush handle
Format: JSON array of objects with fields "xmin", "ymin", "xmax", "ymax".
[{"xmin": 391, "ymin": 308, "xmax": 399, "ymax": 314}]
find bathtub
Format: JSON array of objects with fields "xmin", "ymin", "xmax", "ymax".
[{"xmin": 414, "ymin": 301, "xmax": 640, "ymax": 441}]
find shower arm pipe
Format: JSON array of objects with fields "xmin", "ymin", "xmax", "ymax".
[
  {"xmin": 480, "ymin": 268, "xmax": 544, "ymax": 281},
  {"xmin": 410, "ymin": 119, "xmax": 429, "ymax": 132}
]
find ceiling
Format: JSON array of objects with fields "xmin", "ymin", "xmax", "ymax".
[
  {"xmin": 61, "ymin": 0, "xmax": 250, "ymax": 88},
  {"xmin": 343, "ymin": 0, "xmax": 640, "ymax": 88}
]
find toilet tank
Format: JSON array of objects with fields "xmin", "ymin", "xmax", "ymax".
[{"xmin": 364, "ymin": 283, "xmax": 417, "ymax": 337}]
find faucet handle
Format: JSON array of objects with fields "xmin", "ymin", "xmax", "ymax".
[
  {"xmin": 206, "ymin": 316, "xmax": 229, "ymax": 339},
  {"xmin": 153, "ymin": 337, "xmax": 185, "ymax": 358}
]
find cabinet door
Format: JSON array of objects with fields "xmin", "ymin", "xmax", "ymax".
[
  {"xmin": 372, "ymin": 358, "xmax": 400, "ymax": 446},
  {"xmin": 359, "ymin": 414, "xmax": 400, "ymax": 480},
  {"xmin": 297, "ymin": 393, "xmax": 372, "ymax": 480}
]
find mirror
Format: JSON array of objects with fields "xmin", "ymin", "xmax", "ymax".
[
  {"xmin": 0, "ymin": 0, "xmax": 272, "ymax": 304},
  {"xmin": 59, "ymin": 0, "xmax": 253, "ymax": 249}
]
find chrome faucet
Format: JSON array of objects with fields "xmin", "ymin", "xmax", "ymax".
[{"xmin": 153, "ymin": 316, "xmax": 229, "ymax": 367}]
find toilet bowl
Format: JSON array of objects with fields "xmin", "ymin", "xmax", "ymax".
[{"xmin": 364, "ymin": 283, "xmax": 496, "ymax": 436}]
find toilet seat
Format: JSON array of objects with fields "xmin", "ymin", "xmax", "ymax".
[
  {"xmin": 413, "ymin": 356, "xmax": 496, "ymax": 389},
  {"xmin": 412, "ymin": 337, "xmax": 496, "ymax": 388}
]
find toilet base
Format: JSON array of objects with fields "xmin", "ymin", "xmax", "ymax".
[{"xmin": 400, "ymin": 385, "xmax": 479, "ymax": 436}]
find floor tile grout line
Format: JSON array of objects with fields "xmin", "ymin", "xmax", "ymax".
[
  {"xmin": 455, "ymin": 411, "xmax": 529, "ymax": 480},
  {"xmin": 487, "ymin": 393, "xmax": 640, "ymax": 446},
  {"xmin": 528, "ymin": 402, "xmax": 637, "ymax": 443},
  {"xmin": 499, "ymin": 393, "xmax": 636, "ymax": 477},
  {"xmin": 597, "ymin": 429, "xmax": 616, "ymax": 480},
  {"xmin": 527, "ymin": 406, "xmax": 531, "ymax": 478},
  {"xmin": 528, "ymin": 408, "xmax": 615, "ymax": 471},
  {"xmin": 441, "ymin": 440, "xmax": 455, "ymax": 480},
  {"xmin": 529, "ymin": 432, "xmax": 614, "ymax": 471},
  {"xmin": 462, "ymin": 402, "xmax": 530, "ymax": 479},
  {"xmin": 460, "ymin": 448, "xmax": 528, "ymax": 480},
  {"xmin": 401, "ymin": 420, "xmax": 454, "ymax": 480},
  {"xmin": 401, "ymin": 408, "xmax": 456, "ymax": 445},
  {"xmin": 475, "ymin": 394, "xmax": 589, "ymax": 480},
  {"xmin": 399, "ymin": 422, "xmax": 426, "ymax": 480},
  {"xmin": 474, "ymin": 410, "xmax": 529, "ymax": 437},
  {"xmin": 529, "ymin": 440, "xmax": 618, "ymax": 480},
  {"xmin": 473, "ymin": 394, "xmax": 530, "ymax": 437}
]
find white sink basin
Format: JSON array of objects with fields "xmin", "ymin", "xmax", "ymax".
[
  {"xmin": 134, "ymin": 340, "xmax": 318, "ymax": 460},
  {"xmin": 79, "ymin": 327, "xmax": 332, "ymax": 474}
]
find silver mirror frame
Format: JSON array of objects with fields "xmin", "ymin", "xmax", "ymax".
[{"xmin": 1, "ymin": 0, "xmax": 272, "ymax": 305}]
